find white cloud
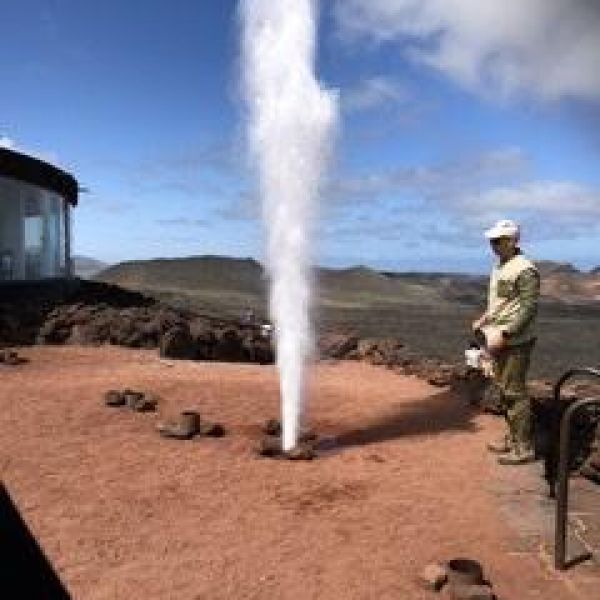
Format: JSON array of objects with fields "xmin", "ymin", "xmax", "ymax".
[
  {"xmin": 466, "ymin": 181, "xmax": 600, "ymax": 215},
  {"xmin": 459, "ymin": 181, "xmax": 600, "ymax": 239},
  {"xmin": 335, "ymin": 0, "xmax": 600, "ymax": 102},
  {"xmin": 325, "ymin": 148, "xmax": 600, "ymax": 243},
  {"xmin": 327, "ymin": 147, "xmax": 528, "ymax": 203},
  {"xmin": 342, "ymin": 76, "xmax": 411, "ymax": 112},
  {"xmin": 0, "ymin": 136, "xmax": 16, "ymax": 149}
]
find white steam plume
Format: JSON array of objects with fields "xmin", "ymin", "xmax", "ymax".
[{"xmin": 240, "ymin": 0, "xmax": 338, "ymax": 451}]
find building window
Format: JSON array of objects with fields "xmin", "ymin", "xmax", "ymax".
[
  {"xmin": 24, "ymin": 194, "xmax": 43, "ymax": 278},
  {"xmin": 0, "ymin": 176, "xmax": 69, "ymax": 280},
  {"xmin": 0, "ymin": 177, "xmax": 22, "ymax": 280}
]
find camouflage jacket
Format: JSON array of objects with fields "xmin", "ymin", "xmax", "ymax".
[{"xmin": 486, "ymin": 253, "xmax": 540, "ymax": 346}]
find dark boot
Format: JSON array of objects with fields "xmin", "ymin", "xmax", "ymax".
[
  {"xmin": 104, "ymin": 390, "xmax": 126, "ymax": 407},
  {"xmin": 497, "ymin": 444, "xmax": 536, "ymax": 465}
]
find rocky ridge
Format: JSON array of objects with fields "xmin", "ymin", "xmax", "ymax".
[{"xmin": 0, "ymin": 279, "xmax": 273, "ymax": 364}]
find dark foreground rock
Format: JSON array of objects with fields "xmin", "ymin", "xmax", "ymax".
[
  {"xmin": 198, "ymin": 420, "xmax": 226, "ymax": 437},
  {"xmin": 257, "ymin": 436, "xmax": 318, "ymax": 460},
  {"xmin": 318, "ymin": 333, "xmax": 359, "ymax": 360},
  {"xmin": 418, "ymin": 562, "xmax": 448, "ymax": 592},
  {"xmin": 157, "ymin": 411, "xmax": 201, "ymax": 440},
  {"xmin": 104, "ymin": 389, "xmax": 159, "ymax": 412},
  {"xmin": 0, "ymin": 279, "xmax": 274, "ymax": 365},
  {"xmin": 159, "ymin": 327, "xmax": 196, "ymax": 360},
  {"xmin": 318, "ymin": 333, "xmax": 476, "ymax": 390},
  {"xmin": 0, "ymin": 349, "xmax": 26, "ymax": 366},
  {"xmin": 263, "ymin": 419, "xmax": 282, "ymax": 437}
]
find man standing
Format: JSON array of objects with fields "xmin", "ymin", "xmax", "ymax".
[{"xmin": 472, "ymin": 219, "xmax": 540, "ymax": 465}]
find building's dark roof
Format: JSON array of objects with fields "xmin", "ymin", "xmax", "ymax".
[{"xmin": 0, "ymin": 147, "xmax": 78, "ymax": 206}]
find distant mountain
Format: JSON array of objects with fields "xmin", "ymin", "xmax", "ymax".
[
  {"xmin": 97, "ymin": 256, "xmax": 264, "ymax": 294},
  {"xmin": 95, "ymin": 256, "xmax": 268, "ymax": 318},
  {"xmin": 381, "ymin": 271, "xmax": 488, "ymax": 305},
  {"xmin": 97, "ymin": 255, "xmax": 484, "ymax": 314},
  {"xmin": 317, "ymin": 265, "xmax": 456, "ymax": 305},
  {"xmin": 535, "ymin": 261, "xmax": 600, "ymax": 303},
  {"xmin": 535, "ymin": 260, "xmax": 580, "ymax": 277},
  {"xmin": 73, "ymin": 256, "xmax": 110, "ymax": 279},
  {"xmin": 96, "ymin": 255, "xmax": 600, "ymax": 315}
]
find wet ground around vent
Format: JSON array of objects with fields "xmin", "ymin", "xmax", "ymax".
[{"xmin": 0, "ymin": 346, "xmax": 596, "ymax": 599}]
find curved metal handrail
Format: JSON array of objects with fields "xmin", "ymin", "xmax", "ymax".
[
  {"xmin": 553, "ymin": 368, "xmax": 600, "ymax": 401},
  {"xmin": 553, "ymin": 367, "xmax": 600, "ymax": 570}
]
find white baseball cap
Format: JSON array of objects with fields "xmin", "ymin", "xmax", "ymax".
[{"xmin": 484, "ymin": 219, "xmax": 520, "ymax": 240}]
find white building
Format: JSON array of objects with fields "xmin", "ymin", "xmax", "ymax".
[{"xmin": 0, "ymin": 148, "xmax": 77, "ymax": 281}]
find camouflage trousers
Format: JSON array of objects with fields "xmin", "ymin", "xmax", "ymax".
[{"xmin": 493, "ymin": 340, "xmax": 536, "ymax": 451}]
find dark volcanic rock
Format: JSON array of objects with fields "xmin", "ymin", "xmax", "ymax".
[
  {"xmin": 353, "ymin": 337, "xmax": 407, "ymax": 366},
  {"xmin": 198, "ymin": 421, "xmax": 226, "ymax": 437},
  {"xmin": 0, "ymin": 349, "xmax": 25, "ymax": 366},
  {"xmin": 418, "ymin": 563, "xmax": 448, "ymax": 592},
  {"xmin": 285, "ymin": 442, "xmax": 316, "ymax": 461},
  {"xmin": 122, "ymin": 389, "xmax": 145, "ymax": 409},
  {"xmin": 0, "ymin": 279, "xmax": 273, "ymax": 365},
  {"xmin": 37, "ymin": 316, "xmax": 71, "ymax": 344},
  {"xmin": 0, "ymin": 314, "xmax": 20, "ymax": 342},
  {"xmin": 263, "ymin": 419, "xmax": 282, "ymax": 436},
  {"xmin": 134, "ymin": 394, "xmax": 159, "ymax": 412},
  {"xmin": 157, "ymin": 411, "xmax": 201, "ymax": 440},
  {"xmin": 189, "ymin": 319, "xmax": 217, "ymax": 360},
  {"xmin": 213, "ymin": 328, "xmax": 249, "ymax": 362},
  {"xmin": 242, "ymin": 332, "xmax": 274, "ymax": 365},
  {"xmin": 258, "ymin": 437, "xmax": 282, "ymax": 457},
  {"xmin": 104, "ymin": 387, "xmax": 158, "ymax": 411},
  {"xmin": 257, "ymin": 435, "xmax": 318, "ymax": 460},
  {"xmin": 318, "ymin": 333, "xmax": 359, "ymax": 360},
  {"xmin": 104, "ymin": 389, "xmax": 126, "ymax": 407},
  {"xmin": 159, "ymin": 326, "xmax": 196, "ymax": 360}
]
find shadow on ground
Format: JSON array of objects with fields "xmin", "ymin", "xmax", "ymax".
[
  {"xmin": 0, "ymin": 482, "xmax": 71, "ymax": 598},
  {"xmin": 334, "ymin": 390, "xmax": 481, "ymax": 449}
]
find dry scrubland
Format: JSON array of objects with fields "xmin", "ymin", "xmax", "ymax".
[{"xmin": 317, "ymin": 302, "xmax": 600, "ymax": 381}]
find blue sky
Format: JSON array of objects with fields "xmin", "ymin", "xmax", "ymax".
[{"xmin": 2, "ymin": 0, "xmax": 600, "ymax": 273}]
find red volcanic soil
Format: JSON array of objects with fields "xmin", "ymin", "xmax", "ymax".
[{"xmin": 0, "ymin": 347, "xmax": 577, "ymax": 599}]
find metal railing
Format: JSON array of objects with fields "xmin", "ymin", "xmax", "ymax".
[{"xmin": 553, "ymin": 367, "xmax": 600, "ymax": 570}]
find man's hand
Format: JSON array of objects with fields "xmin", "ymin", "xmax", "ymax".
[
  {"xmin": 483, "ymin": 326, "xmax": 507, "ymax": 356},
  {"xmin": 471, "ymin": 314, "xmax": 488, "ymax": 333}
]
